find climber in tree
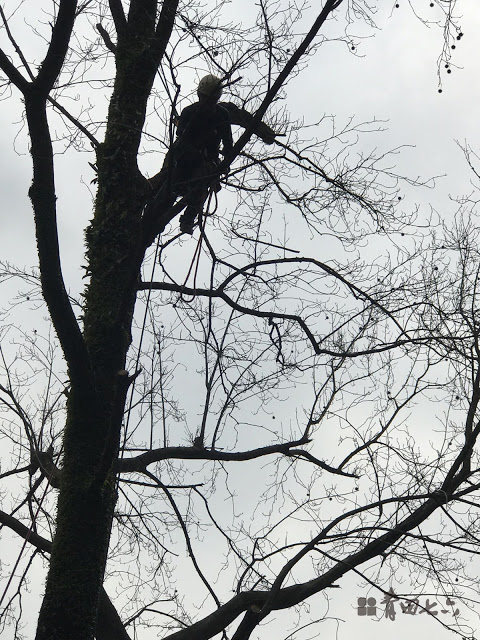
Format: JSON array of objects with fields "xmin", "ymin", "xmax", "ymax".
[{"xmin": 150, "ymin": 74, "xmax": 233, "ymax": 235}]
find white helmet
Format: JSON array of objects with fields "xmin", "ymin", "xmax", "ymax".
[{"xmin": 197, "ymin": 74, "xmax": 223, "ymax": 98}]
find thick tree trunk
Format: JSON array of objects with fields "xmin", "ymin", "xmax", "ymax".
[
  {"xmin": 35, "ymin": 4, "xmax": 179, "ymax": 638},
  {"xmin": 35, "ymin": 415, "xmax": 120, "ymax": 640}
]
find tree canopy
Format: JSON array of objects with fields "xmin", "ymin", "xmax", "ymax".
[{"xmin": 1, "ymin": 2, "xmax": 479, "ymax": 640}]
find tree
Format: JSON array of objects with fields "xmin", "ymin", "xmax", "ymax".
[{"xmin": 0, "ymin": 1, "xmax": 476, "ymax": 640}]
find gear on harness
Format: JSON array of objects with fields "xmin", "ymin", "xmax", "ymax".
[{"xmin": 146, "ymin": 75, "xmax": 233, "ymax": 236}]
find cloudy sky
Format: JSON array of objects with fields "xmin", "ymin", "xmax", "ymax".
[{"xmin": 1, "ymin": 2, "xmax": 480, "ymax": 639}]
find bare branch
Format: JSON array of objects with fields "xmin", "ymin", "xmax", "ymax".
[
  {"xmin": 0, "ymin": 47, "xmax": 29, "ymax": 93},
  {"xmin": 119, "ymin": 438, "xmax": 314, "ymax": 473},
  {"xmin": 139, "ymin": 279, "xmax": 321, "ymax": 353},
  {"xmin": 0, "ymin": 509, "xmax": 131, "ymax": 640},
  {"xmin": 96, "ymin": 23, "xmax": 117, "ymax": 54},
  {"xmin": 108, "ymin": 0, "xmax": 127, "ymax": 35},
  {"xmin": 35, "ymin": 0, "xmax": 78, "ymax": 96},
  {"xmin": 222, "ymin": 0, "xmax": 345, "ymax": 169}
]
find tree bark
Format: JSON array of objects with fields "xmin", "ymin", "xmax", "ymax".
[{"xmin": 35, "ymin": 3, "xmax": 179, "ymax": 639}]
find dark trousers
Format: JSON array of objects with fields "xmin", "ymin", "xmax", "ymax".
[{"xmin": 147, "ymin": 148, "xmax": 217, "ymax": 226}]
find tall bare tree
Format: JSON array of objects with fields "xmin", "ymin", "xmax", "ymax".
[{"xmin": 0, "ymin": 2, "xmax": 476, "ymax": 640}]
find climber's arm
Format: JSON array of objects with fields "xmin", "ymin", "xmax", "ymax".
[
  {"xmin": 219, "ymin": 102, "xmax": 277, "ymax": 145},
  {"xmin": 176, "ymin": 104, "xmax": 194, "ymax": 138}
]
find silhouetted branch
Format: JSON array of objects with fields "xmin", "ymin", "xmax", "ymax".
[{"xmin": 0, "ymin": 509, "xmax": 132, "ymax": 640}]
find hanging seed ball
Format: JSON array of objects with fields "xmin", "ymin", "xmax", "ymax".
[
  {"xmin": 447, "ymin": 69, "xmax": 452, "ymax": 74},
  {"xmin": 452, "ymin": 44, "xmax": 456, "ymax": 49},
  {"xmin": 438, "ymin": 88, "xmax": 443, "ymax": 93}
]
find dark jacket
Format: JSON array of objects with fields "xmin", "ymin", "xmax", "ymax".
[{"xmin": 176, "ymin": 102, "xmax": 233, "ymax": 162}]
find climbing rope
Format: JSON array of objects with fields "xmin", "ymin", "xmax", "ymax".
[
  {"xmin": 181, "ymin": 187, "xmax": 217, "ymax": 299},
  {"xmin": 121, "ymin": 235, "xmax": 163, "ymax": 449}
]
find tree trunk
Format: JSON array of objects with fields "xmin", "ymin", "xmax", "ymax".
[{"xmin": 35, "ymin": 4, "xmax": 179, "ymax": 637}]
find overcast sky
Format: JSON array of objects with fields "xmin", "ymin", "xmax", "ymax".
[{"xmin": 1, "ymin": 2, "xmax": 480, "ymax": 639}]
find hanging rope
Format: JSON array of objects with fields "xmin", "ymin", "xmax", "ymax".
[
  {"xmin": 122, "ymin": 177, "xmax": 219, "ymax": 447},
  {"xmin": 180, "ymin": 186, "xmax": 218, "ymax": 301},
  {"xmin": 121, "ymin": 236, "xmax": 163, "ymax": 451}
]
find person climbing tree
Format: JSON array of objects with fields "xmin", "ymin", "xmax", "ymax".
[{"xmin": 148, "ymin": 74, "xmax": 233, "ymax": 235}]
